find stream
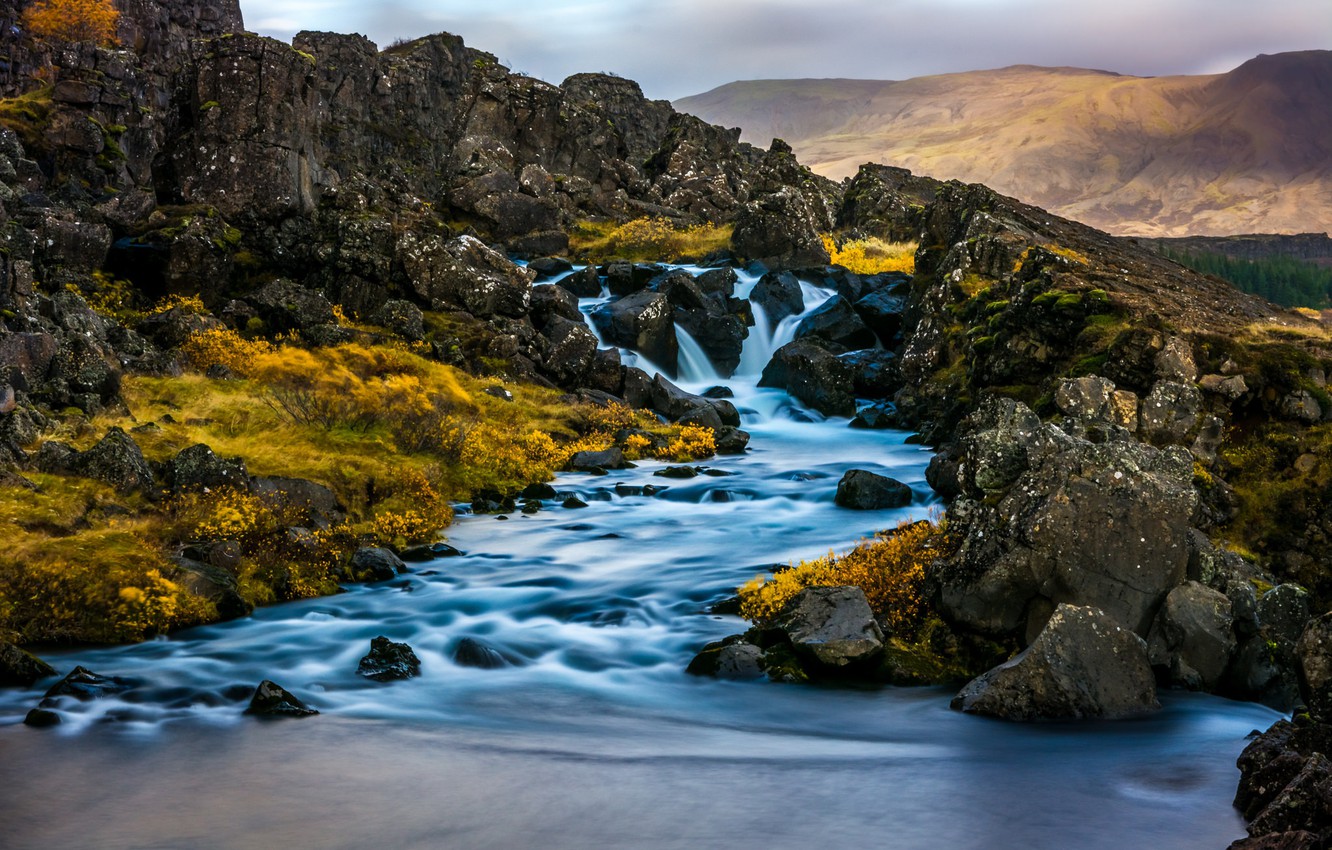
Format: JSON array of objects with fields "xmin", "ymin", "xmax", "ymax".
[{"xmin": 0, "ymin": 266, "xmax": 1279, "ymax": 849}]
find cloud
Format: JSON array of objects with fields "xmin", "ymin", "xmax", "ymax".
[{"xmin": 241, "ymin": 0, "xmax": 1332, "ymax": 99}]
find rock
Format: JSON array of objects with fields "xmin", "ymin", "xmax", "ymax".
[
  {"xmin": 0, "ymin": 643, "xmax": 57, "ymax": 687},
  {"xmin": 244, "ymin": 679, "xmax": 319, "ymax": 718},
  {"xmin": 686, "ymin": 638, "xmax": 765, "ymax": 680},
  {"xmin": 560, "ymin": 266, "xmax": 602, "ymax": 298},
  {"xmin": 850, "ymin": 402, "xmax": 899, "ymax": 429},
  {"xmin": 69, "ymin": 427, "xmax": 157, "ymax": 496},
  {"xmin": 136, "ymin": 306, "xmax": 225, "ymax": 350},
  {"xmin": 732, "ymin": 172, "xmax": 831, "ymax": 268},
  {"xmin": 368, "ymin": 299, "xmax": 426, "ymax": 340},
  {"xmin": 1296, "ymin": 613, "xmax": 1332, "ymax": 722},
  {"xmin": 245, "ymin": 278, "xmax": 336, "ymax": 331},
  {"xmin": 853, "ymin": 287, "xmax": 908, "ymax": 345},
  {"xmin": 527, "ymin": 257, "xmax": 574, "ymax": 280},
  {"xmin": 166, "ymin": 443, "xmax": 248, "ymax": 492},
  {"xmin": 249, "ymin": 476, "xmax": 345, "ymax": 528},
  {"xmin": 840, "ymin": 349, "xmax": 901, "ymax": 398},
  {"xmin": 529, "ymin": 284, "xmax": 583, "ymax": 329},
  {"xmin": 695, "ymin": 267, "xmax": 737, "ymax": 298},
  {"xmin": 1139, "ymin": 380, "xmax": 1202, "ymax": 445},
  {"xmin": 714, "ymin": 427, "xmax": 750, "ymax": 454},
  {"xmin": 934, "ymin": 400, "xmax": 1197, "ymax": 638},
  {"xmin": 794, "ymin": 295, "xmax": 876, "ymax": 351},
  {"xmin": 1248, "ymin": 752, "xmax": 1332, "ymax": 841},
  {"xmin": 835, "ymin": 469, "xmax": 913, "ymax": 510},
  {"xmin": 1146, "ymin": 581, "xmax": 1236, "ymax": 690},
  {"xmin": 952, "ymin": 604, "xmax": 1158, "ymax": 721},
  {"xmin": 604, "ymin": 262, "xmax": 665, "ymax": 297},
  {"xmin": 400, "ymin": 234, "xmax": 533, "ymax": 319},
  {"xmin": 172, "ymin": 556, "xmax": 252, "ymax": 621},
  {"xmin": 23, "ymin": 708, "xmax": 61, "ymax": 727},
  {"xmin": 749, "ymin": 270, "xmax": 805, "ymax": 326},
  {"xmin": 482, "ymin": 386, "xmax": 514, "ymax": 402},
  {"xmin": 399, "ymin": 542, "xmax": 463, "ymax": 561},
  {"xmin": 357, "ymin": 636, "xmax": 422, "ymax": 681},
  {"xmin": 1154, "ymin": 336, "xmax": 1198, "ymax": 383},
  {"xmin": 454, "ymin": 637, "xmax": 508, "ymax": 669},
  {"xmin": 568, "ymin": 447, "xmax": 629, "ymax": 472},
  {"xmin": 520, "ymin": 482, "xmax": 559, "ymax": 500},
  {"xmin": 590, "ymin": 290, "xmax": 678, "ymax": 374},
  {"xmin": 42, "ymin": 666, "xmax": 134, "ymax": 702},
  {"xmin": 1200, "ymin": 373, "xmax": 1249, "ymax": 401},
  {"xmin": 758, "ymin": 340, "xmax": 856, "ymax": 417},
  {"xmin": 649, "ymin": 374, "xmax": 739, "ymax": 425},
  {"xmin": 770, "ymin": 586, "xmax": 885, "ymax": 670},
  {"xmin": 540, "ymin": 316, "xmax": 598, "ymax": 385},
  {"xmin": 1281, "ymin": 391, "xmax": 1323, "ymax": 424},
  {"xmin": 1260, "ymin": 586, "xmax": 1313, "ymax": 655},
  {"xmin": 562, "ymin": 496, "xmax": 589, "ymax": 509},
  {"xmin": 350, "ymin": 547, "xmax": 407, "ymax": 582}
]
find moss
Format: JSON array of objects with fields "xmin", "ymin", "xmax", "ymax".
[
  {"xmin": 199, "ymin": 101, "xmax": 220, "ymax": 112},
  {"xmin": 0, "ymin": 85, "xmax": 54, "ymax": 155}
]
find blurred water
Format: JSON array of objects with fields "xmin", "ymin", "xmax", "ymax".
[{"xmin": 0, "ymin": 266, "xmax": 1274, "ymax": 849}]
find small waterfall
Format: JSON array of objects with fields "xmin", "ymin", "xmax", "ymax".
[
  {"xmin": 674, "ymin": 325, "xmax": 720, "ymax": 385},
  {"xmin": 736, "ymin": 301, "xmax": 776, "ymax": 378}
]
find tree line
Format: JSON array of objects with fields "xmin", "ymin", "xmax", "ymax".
[{"xmin": 1159, "ymin": 244, "xmax": 1332, "ymax": 309}]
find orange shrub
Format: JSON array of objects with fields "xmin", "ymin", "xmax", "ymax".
[{"xmin": 23, "ymin": 0, "xmax": 119, "ymax": 46}]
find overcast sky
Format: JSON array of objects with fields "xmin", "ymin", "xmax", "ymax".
[{"xmin": 241, "ymin": 0, "xmax": 1332, "ymax": 101}]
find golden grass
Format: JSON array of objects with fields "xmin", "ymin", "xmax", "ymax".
[
  {"xmin": 569, "ymin": 217, "xmax": 733, "ymax": 262},
  {"xmin": 822, "ymin": 235, "xmax": 917, "ymax": 275}
]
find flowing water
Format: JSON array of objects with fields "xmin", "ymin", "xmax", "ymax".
[{"xmin": 0, "ymin": 267, "xmax": 1277, "ymax": 849}]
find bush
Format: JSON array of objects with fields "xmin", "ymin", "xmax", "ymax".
[
  {"xmin": 179, "ymin": 328, "xmax": 276, "ymax": 376},
  {"xmin": 739, "ymin": 519, "xmax": 941, "ymax": 637},
  {"xmin": 822, "ymin": 235, "xmax": 917, "ymax": 275},
  {"xmin": 570, "ymin": 217, "xmax": 733, "ymax": 262}
]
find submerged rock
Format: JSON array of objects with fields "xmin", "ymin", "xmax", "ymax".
[
  {"xmin": 245, "ymin": 680, "xmax": 319, "ymax": 718},
  {"xmin": 349, "ymin": 547, "xmax": 407, "ymax": 582},
  {"xmin": 42, "ymin": 666, "xmax": 135, "ymax": 703},
  {"xmin": 357, "ymin": 636, "xmax": 422, "ymax": 681},
  {"xmin": 951, "ymin": 604, "xmax": 1158, "ymax": 721},
  {"xmin": 23, "ymin": 707, "xmax": 61, "ymax": 727},
  {"xmin": 454, "ymin": 637, "xmax": 509, "ymax": 669}
]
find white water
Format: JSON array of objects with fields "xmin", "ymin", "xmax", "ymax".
[{"xmin": 0, "ymin": 265, "xmax": 1275, "ymax": 849}]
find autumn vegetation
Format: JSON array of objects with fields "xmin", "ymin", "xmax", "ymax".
[
  {"xmin": 821, "ymin": 235, "xmax": 917, "ymax": 275},
  {"xmin": 21, "ymin": 0, "xmax": 119, "ymax": 47},
  {"xmin": 569, "ymin": 217, "xmax": 734, "ymax": 262}
]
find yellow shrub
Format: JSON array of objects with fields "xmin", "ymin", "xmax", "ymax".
[
  {"xmin": 571, "ymin": 217, "xmax": 733, "ymax": 262},
  {"xmin": 738, "ymin": 519, "xmax": 940, "ymax": 637},
  {"xmin": 179, "ymin": 328, "xmax": 276, "ymax": 376},
  {"xmin": 171, "ymin": 488, "xmax": 285, "ymax": 544},
  {"xmin": 147, "ymin": 293, "xmax": 207, "ymax": 316},
  {"xmin": 822, "ymin": 235, "xmax": 917, "ymax": 275},
  {"xmin": 623, "ymin": 433, "xmax": 653, "ymax": 460},
  {"xmin": 658, "ymin": 424, "xmax": 715, "ymax": 462}
]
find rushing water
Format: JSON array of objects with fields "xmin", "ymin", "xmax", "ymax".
[{"xmin": 0, "ymin": 267, "xmax": 1278, "ymax": 849}]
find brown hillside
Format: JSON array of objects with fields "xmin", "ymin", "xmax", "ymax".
[{"xmin": 676, "ymin": 52, "xmax": 1332, "ymax": 238}]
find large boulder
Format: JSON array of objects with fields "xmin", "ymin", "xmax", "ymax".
[
  {"xmin": 540, "ymin": 316, "xmax": 599, "ymax": 385},
  {"xmin": 1234, "ymin": 719, "xmax": 1332, "ymax": 846},
  {"xmin": 41, "ymin": 666, "xmax": 134, "ymax": 702},
  {"xmin": 840, "ymin": 349, "xmax": 901, "ymax": 398},
  {"xmin": 249, "ymin": 476, "xmax": 344, "ymax": 528},
  {"xmin": 166, "ymin": 443, "xmax": 248, "ymax": 492},
  {"xmin": 1297, "ymin": 613, "xmax": 1332, "ymax": 722},
  {"xmin": 932, "ymin": 399, "xmax": 1197, "ymax": 639},
  {"xmin": 749, "ymin": 270, "xmax": 805, "ymax": 326},
  {"xmin": 172, "ymin": 556, "xmax": 252, "ymax": 621},
  {"xmin": 834, "ymin": 469, "xmax": 913, "ymax": 510},
  {"xmin": 758, "ymin": 340, "xmax": 856, "ymax": 417},
  {"xmin": 649, "ymin": 374, "xmax": 739, "ymax": 426},
  {"xmin": 52, "ymin": 427, "xmax": 158, "ymax": 497},
  {"xmin": 769, "ymin": 586, "xmax": 885, "ymax": 670},
  {"xmin": 951, "ymin": 604, "xmax": 1158, "ymax": 721},
  {"xmin": 590, "ymin": 290, "xmax": 678, "ymax": 374},
  {"xmin": 245, "ymin": 278, "xmax": 337, "ymax": 332},
  {"xmin": 853, "ymin": 286, "xmax": 909, "ymax": 345},
  {"xmin": 349, "ymin": 547, "xmax": 407, "ymax": 582},
  {"xmin": 1146, "ymin": 581, "xmax": 1236, "ymax": 690},
  {"xmin": 399, "ymin": 233, "xmax": 534, "ymax": 319}
]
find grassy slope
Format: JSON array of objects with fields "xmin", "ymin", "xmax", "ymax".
[{"xmin": 676, "ymin": 52, "xmax": 1332, "ymax": 238}]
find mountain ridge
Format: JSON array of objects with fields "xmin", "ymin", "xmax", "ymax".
[{"xmin": 676, "ymin": 51, "xmax": 1332, "ymax": 237}]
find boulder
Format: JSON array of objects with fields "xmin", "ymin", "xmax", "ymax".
[
  {"xmin": 749, "ymin": 270, "xmax": 805, "ymax": 326},
  {"xmin": 853, "ymin": 286, "xmax": 908, "ymax": 345},
  {"xmin": 0, "ymin": 643, "xmax": 56, "ymax": 687},
  {"xmin": 561, "ymin": 266, "xmax": 602, "ymax": 298},
  {"xmin": 834, "ymin": 469, "xmax": 913, "ymax": 510},
  {"xmin": 249, "ymin": 476, "xmax": 345, "ymax": 528},
  {"xmin": 714, "ymin": 427, "xmax": 751, "ymax": 454},
  {"xmin": 568, "ymin": 447, "xmax": 629, "ymax": 472},
  {"xmin": 368, "ymin": 299, "xmax": 426, "ymax": 341},
  {"xmin": 529, "ymin": 284, "xmax": 583, "ymax": 329},
  {"xmin": 604, "ymin": 262, "xmax": 665, "ymax": 297},
  {"xmin": 68, "ymin": 427, "xmax": 157, "ymax": 496},
  {"xmin": 769, "ymin": 586, "xmax": 884, "ymax": 670},
  {"xmin": 758, "ymin": 340, "xmax": 856, "ymax": 417},
  {"xmin": 245, "ymin": 278, "xmax": 336, "ymax": 331},
  {"xmin": 850, "ymin": 402, "xmax": 899, "ymax": 430},
  {"xmin": 732, "ymin": 185, "xmax": 831, "ymax": 268},
  {"xmin": 794, "ymin": 295, "xmax": 876, "ymax": 351},
  {"xmin": 1260, "ymin": 585, "xmax": 1313, "ymax": 656},
  {"xmin": 1297, "ymin": 613, "xmax": 1332, "ymax": 722},
  {"xmin": 590, "ymin": 290, "xmax": 677, "ymax": 374},
  {"xmin": 41, "ymin": 666, "xmax": 134, "ymax": 702},
  {"xmin": 244, "ymin": 679, "xmax": 319, "ymax": 718},
  {"xmin": 23, "ymin": 708, "xmax": 61, "ymax": 727},
  {"xmin": 166, "ymin": 443, "xmax": 248, "ymax": 492},
  {"xmin": 454, "ymin": 637, "xmax": 508, "ymax": 669},
  {"xmin": 540, "ymin": 316, "xmax": 598, "ymax": 385},
  {"xmin": 1146, "ymin": 581, "xmax": 1236, "ymax": 690},
  {"xmin": 400, "ymin": 233, "xmax": 533, "ymax": 319},
  {"xmin": 1234, "ymin": 718, "xmax": 1332, "ymax": 845},
  {"xmin": 172, "ymin": 556, "xmax": 252, "ymax": 621},
  {"xmin": 1139, "ymin": 380, "xmax": 1202, "ymax": 446},
  {"xmin": 357, "ymin": 636, "xmax": 422, "ymax": 681},
  {"xmin": 399, "ymin": 542, "xmax": 463, "ymax": 561},
  {"xmin": 952, "ymin": 604, "xmax": 1158, "ymax": 721},
  {"xmin": 840, "ymin": 349, "xmax": 901, "ymax": 398},
  {"xmin": 686, "ymin": 638, "xmax": 765, "ymax": 680},
  {"xmin": 350, "ymin": 547, "xmax": 407, "ymax": 582},
  {"xmin": 649, "ymin": 374, "xmax": 740, "ymax": 425},
  {"xmin": 527, "ymin": 257, "xmax": 573, "ymax": 280}
]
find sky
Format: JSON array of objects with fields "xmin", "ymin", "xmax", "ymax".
[{"xmin": 242, "ymin": 0, "xmax": 1332, "ymax": 101}]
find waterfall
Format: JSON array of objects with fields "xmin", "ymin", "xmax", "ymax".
[{"xmin": 674, "ymin": 325, "xmax": 720, "ymax": 385}]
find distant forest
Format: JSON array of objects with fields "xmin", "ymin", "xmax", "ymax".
[{"xmin": 1159, "ymin": 246, "xmax": 1332, "ymax": 308}]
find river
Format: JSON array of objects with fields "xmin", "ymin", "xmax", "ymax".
[{"xmin": 0, "ymin": 266, "xmax": 1278, "ymax": 849}]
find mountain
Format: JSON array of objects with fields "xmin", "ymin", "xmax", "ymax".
[{"xmin": 676, "ymin": 52, "xmax": 1332, "ymax": 237}]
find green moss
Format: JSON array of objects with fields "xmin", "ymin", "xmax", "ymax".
[
  {"xmin": 0, "ymin": 86, "xmax": 54, "ymax": 154},
  {"xmin": 199, "ymin": 101, "xmax": 220, "ymax": 112}
]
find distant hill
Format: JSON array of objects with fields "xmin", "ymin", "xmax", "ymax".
[{"xmin": 676, "ymin": 52, "xmax": 1332, "ymax": 237}]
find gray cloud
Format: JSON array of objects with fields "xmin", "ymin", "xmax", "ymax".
[{"xmin": 241, "ymin": 0, "xmax": 1332, "ymax": 99}]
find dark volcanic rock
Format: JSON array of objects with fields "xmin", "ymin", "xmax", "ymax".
[
  {"xmin": 840, "ymin": 349, "xmax": 901, "ymax": 398},
  {"xmin": 952, "ymin": 604, "xmax": 1158, "ymax": 721},
  {"xmin": 0, "ymin": 643, "xmax": 56, "ymax": 687},
  {"xmin": 42, "ymin": 666, "xmax": 134, "ymax": 702},
  {"xmin": 249, "ymin": 476, "xmax": 345, "ymax": 528},
  {"xmin": 590, "ymin": 290, "xmax": 677, "ymax": 374},
  {"xmin": 569, "ymin": 447, "xmax": 629, "ymax": 472},
  {"xmin": 750, "ymin": 270, "xmax": 805, "ymax": 326},
  {"xmin": 794, "ymin": 295, "xmax": 876, "ymax": 351},
  {"xmin": 357, "ymin": 636, "xmax": 422, "ymax": 681},
  {"xmin": 172, "ymin": 556, "xmax": 252, "ymax": 621},
  {"xmin": 854, "ymin": 286, "xmax": 909, "ymax": 345},
  {"xmin": 758, "ymin": 340, "xmax": 856, "ymax": 417},
  {"xmin": 834, "ymin": 469, "xmax": 913, "ymax": 510},
  {"xmin": 1297, "ymin": 613, "xmax": 1332, "ymax": 722},
  {"xmin": 401, "ymin": 234, "xmax": 534, "ymax": 319},
  {"xmin": 1146, "ymin": 581, "xmax": 1235, "ymax": 690},
  {"xmin": 245, "ymin": 679, "xmax": 319, "ymax": 717},
  {"xmin": 166, "ymin": 443, "xmax": 248, "ymax": 492},
  {"xmin": 23, "ymin": 707, "xmax": 61, "ymax": 727},
  {"xmin": 68, "ymin": 427, "xmax": 157, "ymax": 496}
]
